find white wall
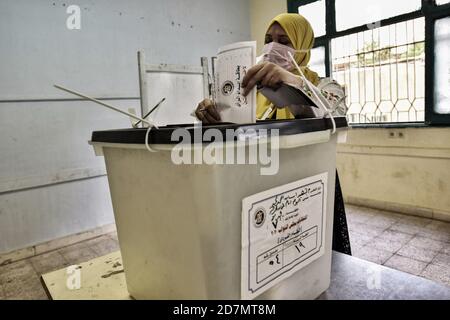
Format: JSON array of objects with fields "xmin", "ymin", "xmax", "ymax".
[{"xmin": 0, "ymin": 0, "xmax": 251, "ymax": 253}]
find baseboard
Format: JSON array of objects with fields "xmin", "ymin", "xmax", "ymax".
[
  {"xmin": 345, "ymin": 196, "xmax": 450, "ymax": 222},
  {"xmin": 0, "ymin": 223, "xmax": 117, "ymax": 266}
]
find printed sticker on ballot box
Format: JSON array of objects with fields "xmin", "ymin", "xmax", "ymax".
[{"xmin": 241, "ymin": 173, "xmax": 328, "ymax": 300}]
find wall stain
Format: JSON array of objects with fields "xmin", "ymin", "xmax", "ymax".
[
  {"xmin": 392, "ymin": 169, "xmax": 411, "ymax": 179},
  {"xmin": 438, "ymin": 179, "xmax": 446, "ymax": 193},
  {"xmin": 349, "ymin": 159, "xmax": 360, "ymax": 180}
]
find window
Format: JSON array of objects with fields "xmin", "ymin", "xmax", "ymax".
[
  {"xmin": 296, "ymin": 0, "xmax": 326, "ymax": 37},
  {"xmin": 310, "ymin": 46, "xmax": 327, "ymax": 78},
  {"xmin": 288, "ymin": 0, "xmax": 450, "ymax": 126},
  {"xmin": 332, "ymin": 19, "xmax": 425, "ymax": 123},
  {"xmin": 335, "ymin": 0, "xmax": 421, "ymax": 31},
  {"xmin": 434, "ymin": 17, "xmax": 450, "ymax": 114}
]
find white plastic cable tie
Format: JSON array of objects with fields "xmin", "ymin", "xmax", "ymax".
[{"xmin": 145, "ymin": 121, "xmax": 159, "ymax": 153}]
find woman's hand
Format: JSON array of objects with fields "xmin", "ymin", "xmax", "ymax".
[
  {"xmin": 242, "ymin": 61, "xmax": 301, "ymax": 96},
  {"xmin": 194, "ymin": 98, "xmax": 221, "ymax": 124}
]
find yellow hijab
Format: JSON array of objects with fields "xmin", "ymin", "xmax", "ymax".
[{"xmin": 256, "ymin": 13, "xmax": 320, "ymax": 120}]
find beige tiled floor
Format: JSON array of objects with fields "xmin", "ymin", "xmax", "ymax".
[
  {"xmin": 0, "ymin": 232, "xmax": 119, "ymax": 300},
  {"xmin": 347, "ymin": 205, "xmax": 450, "ymax": 287},
  {"xmin": 0, "ymin": 206, "xmax": 449, "ymax": 299}
]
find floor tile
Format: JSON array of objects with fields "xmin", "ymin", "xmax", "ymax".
[
  {"xmin": 3, "ymin": 274, "xmax": 47, "ymax": 300},
  {"xmin": 107, "ymin": 231, "xmax": 118, "ymax": 242},
  {"xmin": 417, "ymin": 228, "xmax": 450, "ymax": 243},
  {"xmin": 399, "ymin": 215, "xmax": 433, "ymax": 227},
  {"xmin": 441, "ymin": 245, "xmax": 450, "ymax": 256},
  {"xmin": 0, "ymin": 260, "xmax": 36, "ymax": 284},
  {"xmin": 347, "ymin": 221, "xmax": 362, "ymax": 234},
  {"xmin": 365, "ymin": 215, "xmax": 397, "ymax": 229},
  {"xmin": 407, "ymin": 235, "xmax": 446, "ymax": 252},
  {"xmin": 384, "ymin": 254, "xmax": 428, "ymax": 276},
  {"xmin": 87, "ymin": 237, "xmax": 119, "ymax": 257},
  {"xmin": 58, "ymin": 242, "xmax": 98, "ymax": 266},
  {"xmin": 390, "ymin": 222, "xmax": 427, "ymax": 236},
  {"xmin": 365, "ymin": 238, "xmax": 404, "ymax": 254},
  {"xmin": 29, "ymin": 251, "xmax": 70, "ymax": 276},
  {"xmin": 349, "ymin": 231, "xmax": 374, "ymax": 249},
  {"xmin": 351, "ymin": 223, "xmax": 386, "ymax": 238},
  {"xmin": 352, "ymin": 246, "xmax": 394, "ymax": 265},
  {"xmin": 375, "ymin": 229, "xmax": 414, "ymax": 245},
  {"xmin": 420, "ymin": 264, "xmax": 450, "ymax": 287},
  {"xmin": 425, "ymin": 220, "xmax": 450, "ymax": 233},
  {"xmin": 432, "ymin": 253, "xmax": 450, "ymax": 268},
  {"xmin": 397, "ymin": 244, "xmax": 439, "ymax": 263},
  {"xmin": 347, "ymin": 209, "xmax": 375, "ymax": 224}
]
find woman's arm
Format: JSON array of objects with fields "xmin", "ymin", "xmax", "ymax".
[
  {"xmin": 196, "ymin": 62, "xmax": 346, "ymax": 123},
  {"xmin": 242, "ymin": 62, "xmax": 329, "ymax": 118}
]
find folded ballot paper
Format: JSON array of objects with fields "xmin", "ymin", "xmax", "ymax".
[
  {"xmin": 258, "ymin": 82, "xmax": 318, "ymax": 110},
  {"xmin": 213, "ymin": 41, "xmax": 318, "ymax": 124}
]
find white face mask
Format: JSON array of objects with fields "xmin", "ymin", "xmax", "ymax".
[{"xmin": 257, "ymin": 42, "xmax": 310, "ymax": 70}]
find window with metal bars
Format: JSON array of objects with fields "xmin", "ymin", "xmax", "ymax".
[
  {"xmin": 287, "ymin": 0, "xmax": 450, "ymax": 126},
  {"xmin": 332, "ymin": 18, "xmax": 425, "ymax": 124}
]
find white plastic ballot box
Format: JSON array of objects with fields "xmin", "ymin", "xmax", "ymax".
[{"xmin": 90, "ymin": 117, "xmax": 348, "ymax": 300}]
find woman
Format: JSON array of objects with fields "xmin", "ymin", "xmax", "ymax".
[{"xmin": 195, "ymin": 13, "xmax": 352, "ymax": 255}]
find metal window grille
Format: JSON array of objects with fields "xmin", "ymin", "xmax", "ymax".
[{"xmin": 331, "ymin": 18, "xmax": 426, "ymax": 124}]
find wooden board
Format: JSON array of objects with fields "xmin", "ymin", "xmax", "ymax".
[{"xmin": 41, "ymin": 251, "xmax": 131, "ymax": 300}]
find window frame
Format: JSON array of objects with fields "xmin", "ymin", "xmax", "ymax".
[
  {"xmin": 424, "ymin": 1, "xmax": 450, "ymax": 125},
  {"xmin": 287, "ymin": 0, "xmax": 450, "ymax": 126}
]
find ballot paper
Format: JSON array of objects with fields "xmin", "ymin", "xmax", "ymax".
[
  {"xmin": 214, "ymin": 41, "xmax": 257, "ymax": 124},
  {"xmin": 258, "ymin": 82, "xmax": 319, "ymax": 109},
  {"xmin": 213, "ymin": 41, "xmax": 320, "ymax": 123}
]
